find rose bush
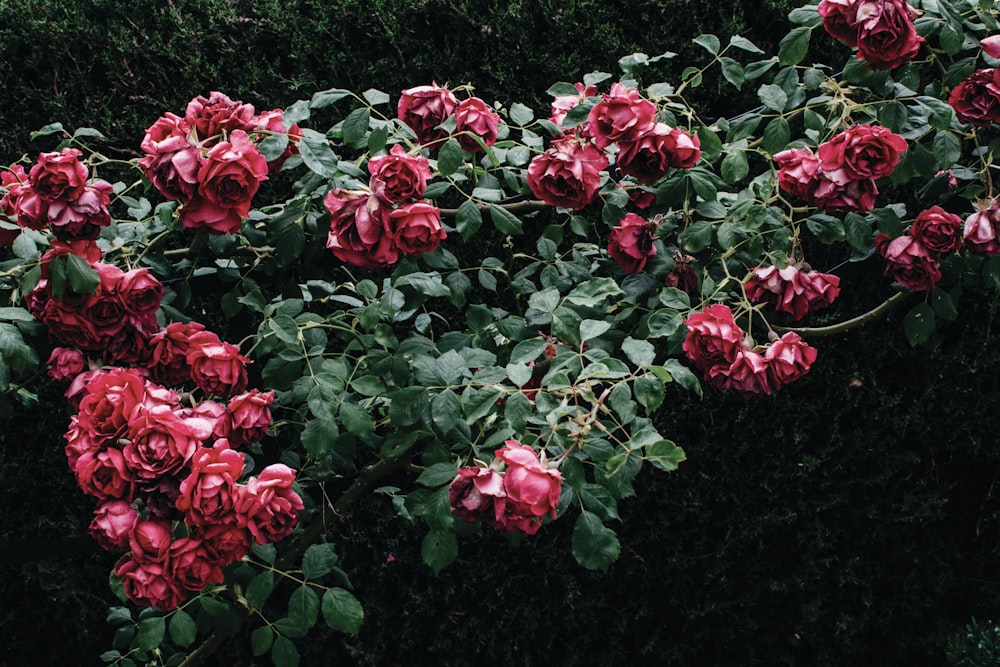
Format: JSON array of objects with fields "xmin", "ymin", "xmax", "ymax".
[{"xmin": 0, "ymin": 0, "xmax": 998, "ymax": 664}]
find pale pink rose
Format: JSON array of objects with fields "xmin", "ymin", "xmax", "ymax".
[
  {"xmin": 765, "ymin": 332, "xmax": 819, "ymax": 388},
  {"xmin": 89, "ymin": 499, "xmax": 139, "ymax": 551},
  {"xmin": 454, "ymin": 96, "xmax": 501, "ymax": 153},
  {"xmin": 587, "ymin": 82, "xmax": 657, "ymax": 149},
  {"xmin": 449, "ymin": 466, "xmax": 505, "ymax": 522}
]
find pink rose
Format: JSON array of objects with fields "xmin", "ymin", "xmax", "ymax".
[
  {"xmin": 128, "ymin": 518, "xmax": 174, "ymax": 561},
  {"xmin": 492, "ymin": 441, "xmax": 562, "ymax": 535},
  {"xmin": 28, "ymin": 147, "xmax": 89, "ymax": 201},
  {"xmin": 875, "ymin": 234, "xmax": 942, "ymax": 291},
  {"xmin": 854, "ymin": 0, "xmax": 923, "ymax": 71},
  {"xmin": 76, "ymin": 368, "xmax": 150, "ymax": 443},
  {"xmin": 765, "ymin": 332, "xmax": 818, "ymax": 388},
  {"xmin": 185, "ymin": 91, "xmax": 257, "ymax": 142},
  {"xmin": 948, "ymin": 69, "xmax": 1000, "ymax": 127},
  {"xmin": 123, "ymin": 404, "xmax": 203, "ymax": 480},
  {"xmin": 324, "ymin": 189, "xmax": 399, "ymax": 268},
  {"xmin": 616, "ymin": 123, "xmax": 701, "ymax": 184},
  {"xmin": 236, "ymin": 464, "xmax": 304, "ymax": 545},
  {"xmin": 707, "ymin": 347, "xmax": 773, "ymax": 398},
  {"xmin": 774, "ymin": 147, "xmax": 822, "ymax": 202},
  {"xmin": 226, "ymin": 389, "xmax": 274, "ymax": 447},
  {"xmin": 46, "ymin": 346, "xmax": 86, "ymax": 382},
  {"xmin": 168, "ymin": 537, "xmax": 225, "ymax": 592},
  {"xmin": 819, "ymin": 0, "xmax": 862, "ymax": 46},
  {"xmin": 397, "ymin": 83, "xmax": 458, "ymax": 146},
  {"xmin": 817, "ymin": 124, "xmax": 907, "ymax": 183},
  {"xmin": 140, "ymin": 146, "xmax": 202, "ymax": 202},
  {"xmin": 384, "ymin": 201, "xmax": 445, "ymax": 255},
  {"xmin": 607, "ymin": 212, "xmax": 657, "ymax": 274},
  {"xmin": 587, "ymin": 82, "xmax": 657, "ymax": 149},
  {"xmin": 454, "ymin": 96, "xmax": 501, "ymax": 153},
  {"xmin": 178, "ymin": 194, "xmax": 245, "ymax": 235},
  {"xmin": 73, "ymin": 447, "xmax": 134, "ymax": 501},
  {"xmin": 46, "ymin": 180, "xmax": 113, "ymax": 241},
  {"xmin": 89, "ymin": 499, "xmax": 139, "ymax": 551},
  {"xmin": 368, "ymin": 144, "xmax": 432, "ymax": 204},
  {"xmin": 910, "ymin": 206, "xmax": 963, "ymax": 255},
  {"xmin": 176, "ymin": 439, "xmax": 246, "ymax": 527},
  {"xmin": 449, "ymin": 466, "xmax": 505, "ymax": 522},
  {"xmin": 192, "ymin": 522, "xmax": 252, "ymax": 565},
  {"xmin": 550, "ymin": 82, "xmax": 598, "ymax": 128},
  {"xmin": 196, "ymin": 129, "xmax": 269, "ymax": 215},
  {"xmin": 744, "ymin": 264, "xmax": 841, "ymax": 321},
  {"xmin": 115, "ymin": 554, "xmax": 187, "ymax": 611},
  {"xmin": 119, "ymin": 268, "xmax": 164, "ymax": 317},
  {"xmin": 527, "ymin": 136, "xmax": 609, "ymax": 211},
  {"xmin": 981, "ymin": 36, "xmax": 1000, "ymax": 60},
  {"xmin": 147, "ymin": 321, "xmax": 207, "ymax": 386},
  {"xmin": 963, "ymin": 202, "xmax": 1000, "ymax": 255},
  {"xmin": 682, "ymin": 304, "xmax": 744, "ymax": 373},
  {"xmin": 186, "ymin": 331, "xmax": 250, "ymax": 397},
  {"xmin": 810, "ymin": 172, "xmax": 878, "ymax": 213}
]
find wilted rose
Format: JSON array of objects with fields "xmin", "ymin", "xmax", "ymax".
[{"xmin": 397, "ymin": 83, "xmax": 458, "ymax": 146}]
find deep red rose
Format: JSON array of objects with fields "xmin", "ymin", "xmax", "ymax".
[
  {"xmin": 324, "ymin": 189, "xmax": 399, "ymax": 268},
  {"xmin": 527, "ymin": 136, "xmax": 608, "ymax": 211},
  {"xmin": 192, "ymin": 522, "xmax": 252, "ymax": 565},
  {"xmin": 819, "ymin": 0, "xmax": 862, "ymax": 46},
  {"xmin": 707, "ymin": 347, "xmax": 773, "ymax": 398},
  {"xmin": 817, "ymin": 124, "xmax": 907, "ymax": 183},
  {"xmin": 587, "ymin": 82, "xmax": 657, "ymax": 149},
  {"xmin": 454, "ymin": 96, "xmax": 501, "ymax": 153},
  {"xmin": 46, "ymin": 180, "xmax": 113, "ymax": 241},
  {"xmin": 185, "ymin": 91, "xmax": 258, "ymax": 142},
  {"xmin": 397, "ymin": 83, "xmax": 458, "ymax": 146},
  {"xmin": 115, "ymin": 554, "xmax": 187, "ymax": 611},
  {"xmin": 963, "ymin": 202, "xmax": 1000, "ymax": 255},
  {"xmin": 368, "ymin": 144, "xmax": 432, "ymax": 204},
  {"xmin": 169, "ymin": 537, "xmax": 225, "ymax": 592},
  {"xmin": 449, "ymin": 466, "xmax": 505, "ymax": 522},
  {"xmin": 911, "ymin": 206, "xmax": 963, "ymax": 255},
  {"xmin": 492, "ymin": 441, "xmax": 562, "ymax": 535},
  {"xmin": 854, "ymin": 0, "xmax": 923, "ymax": 71},
  {"xmin": 616, "ymin": 123, "xmax": 700, "ymax": 184},
  {"xmin": 811, "ymin": 172, "xmax": 878, "ymax": 213},
  {"xmin": 196, "ymin": 129, "xmax": 268, "ymax": 215},
  {"xmin": 948, "ymin": 69, "xmax": 1000, "ymax": 127},
  {"xmin": 186, "ymin": 331, "xmax": 250, "ymax": 397},
  {"xmin": 226, "ymin": 389, "xmax": 274, "ymax": 447},
  {"xmin": 876, "ymin": 233, "xmax": 942, "ymax": 291},
  {"xmin": 140, "ymin": 146, "xmax": 202, "ymax": 202},
  {"xmin": 236, "ymin": 464, "xmax": 304, "ymax": 544},
  {"xmin": 76, "ymin": 368, "xmax": 150, "ymax": 443},
  {"xmin": 682, "ymin": 304, "xmax": 745, "ymax": 372},
  {"xmin": 176, "ymin": 439, "xmax": 246, "ymax": 527},
  {"xmin": 765, "ymin": 332, "xmax": 818, "ymax": 389},
  {"xmin": 46, "ymin": 346, "xmax": 86, "ymax": 382},
  {"xmin": 28, "ymin": 147, "xmax": 89, "ymax": 201},
  {"xmin": 384, "ymin": 201, "xmax": 445, "ymax": 255},
  {"xmin": 147, "ymin": 321, "xmax": 208, "ymax": 386},
  {"xmin": 123, "ymin": 404, "xmax": 203, "ymax": 480},
  {"xmin": 744, "ymin": 264, "xmax": 841, "ymax": 321},
  {"xmin": 89, "ymin": 499, "xmax": 139, "ymax": 552},
  {"xmin": 607, "ymin": 212, "xmax": 657, "ymax": 274}
]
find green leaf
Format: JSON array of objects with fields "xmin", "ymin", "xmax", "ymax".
[
  {"xmin": 302, "ymin": 543, "xmax": 339, "ymax": 580},
  {"xmin": 622, "ymin": 337, "xmax": 655, "ymax": 367},
  {"xmin": 421, "ymin": 529, "xmax": 458, "ymax": 573},
  {"xmin": 778, "ymin": 26, "xmax": 811, "ymax": 66},
  {"xmin": 509, "ymin": 102, "xmax": 535, "ymax": 126},
  {"xmin": 456, "ymin": 200, "xmax": 483, "ymax": 240},
  {"xmin": 310, "ymin": 88, "xmax": 352, "ymax": 108},
  {"xmin": 245, "ymin": 571, "xmax": 275, "ymax": 609},
  {"xmin": 844, "ymin": 213, "xmax": 873, "ymax": 252},
  {"xmin": 168, "ymin": 610, "xmax": 197, "ymax": 648},
  {"xmin": 662, "ymin": 359, "xmax": 702, "ymax": 396},
  {"xmin": 572, "ymin": 511, "xmax": 621, "ymax": 572},
  {"xmin": 339, "ymin": 400, "xmax": 373, "ymax": 437},
  {"xmin": 693, "ymin": 33, "xmax": 720, "ymax": 55},
  {"xmin": 288, "ymin": 585, "xmax": 320, "ymax": 631},
  {"xmin": 66, "ymin": 253, "xmax": 100, "ymax": 294},
  {"xmin": 580, "ymin": 319, "xmax": 612, "ymax": 342},
  {"xmin": 645, "ymin": 439, "xmax": 686, "ymax": 471},
  {"xmin": 878, "ymin": 101, "xmax": 908, "ymax": 133},
  {"xmin": 322, "ymin": 588, "xmax": 364, "ymax": 635},
  {"xmin": 933, "ymin": 131, "xmax": 961, "ymax": 169},
  {"xmin": 436, "ymin": 138, "xmax": 465, "ymax": 177},
  {"xmin": 903, "ymin": 302, "xmax": 935, "ymax": 346},
  {"xmin": 580, "ymin": 484, "xmax": 621, "ymax": 522},
  {"xmin": 919, "ymin": 97, "xmax": 955, "ymax": 131},
  {"xmin": 930, "ymin": 288, "xmax": 958, "ymax": 321},
  {"xmin": 757, "ymin": 84, "xmax": 788, "ymax": 112},
  {"xmin": 417, "ymin": 462, "xmax": 459, "ymax": 487},
  {"xmin": 634, "ymin": 375, "xmax": 665, "ymax": 411},
  {"xmin": 299, "ymin": 418, "xmax": 338, "ymax": 458},
  {"xmin": 251, "ymin": 626, "xmax": 274, "ymax": 656},
  {"xmin": 729, "ymin": 35, "xmax": 764, "ymax": 53},
  {"xmin": 136, "ymin": 617, "xmax": 166, "ymax": 652},
  {"xmin": 719, "ymin": 57, "xmax": 745, "ymax": 90},
  {"xmin": 763, "ymin": 117, "xmax": 791, "ymax": 155},
  {"xmin": 271, "ymin": 635, "xmax": 301, "ymax": 667},
  {"xmin": 489, "ymin": 204, "xmax": 523, "ymax": 235},
  {"xmin": 258, "ymin": 132, "xmax": 290, "ymax": 162},
  {"xmin": 726, "ymin": 113, "xmax": 762, "ymax": 142},
  {"xmin": 341, "ymin": 106, "xmax": 371, "ymax": 145},
  {"xmin": 298, "ymin": 130, "xmax": 339, "ymax": 178},
  {"xmin": 720, "ymin": 151, "xmax": 749, "ymax": 184}
]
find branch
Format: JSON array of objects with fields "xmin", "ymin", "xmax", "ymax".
[
  {"xmin": 178, "ymin": 456, "xmax": 408, "ymax": 667},
  {"xmin": 777, "ymin": 290, "xmax": 913, "ymax": 338}
]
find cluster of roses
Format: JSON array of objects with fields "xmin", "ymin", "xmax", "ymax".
[
  {"xmin": 744, "ymin": 263, "xmax": 841, "ymax": 322},
  {"xmin": 396, "ymin": 83, "xmax": 502, "ymax": 152},
  {"xmin": 947, "ymin": 36, "xmax": 1000, "ymax": 128},
  {"xmin": 139, "ymin": 91, "xmax": 301, "ymax": 235},
  {"xmin": 527, "ymin": 82, "xmax": 701, "ymax": 212},
  {"xmin": 64, "ymin": 364, "xmax": 301, "ymax": 611},
  {"xmin": 818, "ymin": 0, "xmax": 924, "ymax": 71},
  {"xmin": 774, "ymin": 123, "xmax": 908, "ymax": 213},
  {"xmin": 449, "ymin": 440, "xmax": 563, "ymax": 536},
  {"xmin": 0, "ymin": 148, "xmax": 114, "ymax": 244},
  {"xmin": 682, "ymin": 304, "xmax": 818, "ymax": 397},
  {"xmin": 875, "ymin": 205, "xmax": 968, "ymax": 292}
]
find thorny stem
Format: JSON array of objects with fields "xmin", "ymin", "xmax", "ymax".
[{"xmin": 777, "ymin": 290, "xmax": 912, "ymax": 337}]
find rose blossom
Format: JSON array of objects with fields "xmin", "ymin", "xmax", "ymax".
[
  {"xmin": 178, "ymin": 194, "xmax": 245, "ymax": 235},
  {"xmin": 707, "ymin": 346, "xmax": 773, "ymax": 398},
  {"xmin": 45, "ymin": 180, "xmax": 113, "ymax": 241},
  {"xmin": 527, "ymin": 136, "xmax": 608, "ymax": 211},
  {"xmin": 128, "ymin": 518, "xmax": 174, "ymax": 561},
  {"xmin": 817, "ymin": 124, "xmax": 907, "ymax": 184},
  {"xmin": 324, "ymin": 189, "xmax": 399, "ymax": 268},
  {"xmin": 449, "ymin": 466, "xmax": 505, "ymax": 522},
  {"xmin": 73, "ymin": 447, "xmax": 133, "ymax": 501},
  {"xmin": 910, "ymin": 206, "xmax": 963, "ymax": 255},
  {"xmin": 774, "ymin": 147, "xmax": 823, "ymax": 202},
  {"xmin": 397, "ymin": 83, "xmax": 458, "ymax": 146},
  {"xmin": 454, "ymin": 96, "xmax": 501, "ymax": 153},
  {"xmin": 549, "ymin": 82, "xmax": 598, "ymax": 128},
  {"xmin": 185, "ymin": 91, "xmax": 258, "ymax": 142},
  {"xmin": 236, "ymin": 464, "xmax": 304, "ymax": 544},
  {"xmin": 196, "ymin": 129, "xmax": 269, "ymax": 215},
  {"xmin": 819, "ymin": 0, "xmax": 861, "ymax": 46},
  {"xmin": 169, "ymin": 537, "xmax": 225, "ymax": 591},
  {"xmin": 89, "ymin": 499, "xmax": 139, "ymax": 551},
  {"xmin": 982, "ymin": 36, "xmax": 1000, "ymax": 60},
  {"xmin": 587, "ymin": 82, "xmax": 657, "ymax": 149},
  {"xmin": 744, "ymin": 264, "xmax": 841, "ymax": 321},
  {"xmin": 493, "ymin": 441, "xmax": 562, "ymax": 535},
  {"xmin": 811, "ymin": 172, "xmax": 878, "ymax": 213},
  {"xmin": 765, "ymin": 332, "xmax": 818, "ymax": 388},
  {"xmin": 963, "ymin": 201, "xmax": 1000, "ymax": 255},
  {"xmin": 123, "ymin": 404, "xmax": 204, "ymax": 480},
  {"xmin": 948, "ymin": 69, "xmax": 1000, "ymax": 127},
  {"xmin": 141, "ymin": 146, "xmax": 202, "ymax": 202},
  {"xmin": 368, "ymin": 144, "xmax": 432, "ymax": 204},
  {"xmin": 682, "ymin": 304, "xmax": 744, "ymax": 373},
  {"xmin": 616, "ymin": 123, "xmax": 701, "ymax": 184},
  {"xmin": 226, "ymin": 389, "xmax": 274, "ymax": 447},
  {"xmin": 28, "ymin": 147, "xmax": 89, "ymax": 201},
  {"xmin": 76, "ymin": 368, "xmax": 150, "ymax": 443},
  {"xmin": 115, "ymin": 554, "xmax": 187, "ymax": 611},
  {"xmin": 875, "ymin": 234, "xmax": 942, "ymax": 291},
  {"xmin": 607, "ymin": 212, "xmax": 657, "ymax": 274},
  {"xmin": 176, "ymin": 439, "xmax": 246, "ymax": 527},
  {"xmin": 186, "ymin": 330, "xmax": 250, "ymax": 397},
  {"xmin": 147, "ymin": 321, "xmax": 207, "ymax": 386},
  {"xmin": 119, "ymin": 268, "xmax": 164, "ymax": 318},
  {"xmin": 384, "ymin": 201, "xmax": 445, "ymax": 255},
  {"xmin": 854, "ymin": 0, "xmax": 923, "ymax": 71},
  {"xmin": 47, "ymin": 346, "xmax": 86, "ymax": 381},
  {"xmin": 193, "ymin": 522, "xmax": 252, "ymax": 565}
]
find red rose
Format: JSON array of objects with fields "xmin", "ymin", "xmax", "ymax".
[
  {"xmin": 875, "ymin": 234, "xmax": 942, "ymax": 291},
  {"xmin": 819, "ymin": 0, "xmax": 862, "ymax": 46},
  {"xmin": 765, "ymin": 332, "xmax": 818, "ymax": 388},
  {"xmin": 587, "ymin": 82, "xmax": 657, "ymax": 149},
  {"xmin": 46, "ymin": 180, "xmax": 113, "ymax": 241},
  {"xmin": 811, "ymin": 172, "xmax": 878, "ymax": 213},
  {"xmin": 963, "ymin": 202, "xmax": 1000, "ymax": 255},
  {"xmin": 492, "ymin": 441, "xmax": 562, "ymax": 535},
  {"xmin": 385, "ymin": 201, "xmax": 445, "ymax": 255},
  {"xmin": 141, "ymin": 146, "xmax": 202, "ymax": 202},
  {"xmin": 854, "ymin": 0, "xmax": 923, "ymax": 71},
  {"xmin": 454, "ymin": 96, "xmax": 501, "ymax": 153},
  {"xmin": 176, "ymin": 439, "xmax": 246, "ymax": 527},
  {"xmin": 115, "ymin": 554, "xmax": 187, "ymax": 611},
  {"xmin": 178, "ymin": 194, "xmax": 245, "ymax": 235},
  {"xmin": 185, "ymin": 91, "xmax": 257, "ymax": 142},
  {"xmin": 186, "ymin": 331, "xmax": 250, "ymax": 397},
  {"xmin": 196, "ymin": 129, "xmax": 268, "ymax": 215},
  {"xmin": 368, "ymin": 144, "xmax": 432, "ymax": 204},
  {"xmin": 607, "ymin": 212, "xmax": 657, "ymax": 274},
  {"xmin": 226, "ymin": 389, "xmax": 274, "ymax": 447},
  {"xmin": 324, "ymin": 189, "xmax": 399, "ymax": 268},
  {"xmin": 707, "ymin": 347, "xmax": 773, "ymax": 398},
  {"xmin": 616, "ymin": 123, "xmax": 673, "ymax": 184},
  {"xmin": 682, "ymin": 304, "xmax": 744, "ymax": 373},
  {"xmin": 169, "ymin": 537, "xmax": 225, "ymax": 592},
  {"xmin": 192, "ymin": 522, "xmax": 252, "ymax": 565},
  {"xmin": 948, "ymin": 69, "xmax": 1000, "ymax": 127},
  {"xmin": 123, "ymin": 404, "xmax": 203, "ymax": 480},
  {"xmin": 527, "ymin": 136, "xmax": 608, "ymax": 211},
  {"xmin": 76, "ymin": 368, "xmax": 150, "ymax": 443},
  {"xmin": 236, "ymin": 464, "xmax": 304, "ymax": 544},
  {"xmin": 911, "ymin": 206, "xmax": 963, "ymax": 255},
  {"xmin": 73, "ymin": 447, "xmax": 133, "ymax": 501},
  {"xmin": 774, "ymin": 147, "xmax": 823, "ymax": 202},
  {"xmin": 449, "ymin": 466, "xmax": 505, "ymax": 522},
  {"xmin": 89, "ymin": 499, "xmax": 138, "ymax": 552},
  {"xmin": 397, "ymin": 83, "xmax": 458, "ymax": 146},
  {"xmin": 185, "ymin": 398, "xmax": 232, "ymax": 443},
  {"xmin": 817, "ymin": 124, "xmax": 907, "ymax": 183},
  {"xmin": 46, "ymin": 346, "xmax": 86, "ymax": 382},
  {"xmin": 128, "ymin": 518, "xmax": 173, "ymax": 561},
  {"xmin": 28, "ymin": 147, "xmax": 89, "ymax": 201},
  {"xmin": 147, "ymin": 321, "xmax": 207, "ymax": 386},
  {"xmin": 744, "ymin": 264, "xmax": 841, "ymax": 321},
  {"xmin": 550, "ymin": 82, "xmax": 598, "ymax": 128}
]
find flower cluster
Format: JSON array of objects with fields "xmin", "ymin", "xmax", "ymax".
[
  {"xmin": 774, "ymin": 123, "xmax": 907, "ymax": 213},
  {"xmin": 818, "ymin": 0, "xmax": 924, "ymax": 71},
  {"xmin": 528, "ymin": 82, "xmax": 700, "ymax": 211},
  {"xmin": 682, "ymin": 304, "xmax": 818, "ymax": 397},
  {"xmin": 323, "ymin": 144, "xmax": 444, "ymax": 268},
  {"xmin": 1, "ymin": 148, "xmax": 114, "ymax": 244},
  {"xmin": 449, "ymin": 441, "xmax": 563, "ymax": 536},
  {"xmin": 139, "ymin": 91, "xmax": 301, "ymax": 235},
  {"xmin": 396, "ymin": 83, "xmax": 501, "ymax": 152},
  {"xmin": 744, "ymin": 264, "xmax": 841, "ymax": 321},
  {"xmin": 64, "ymin": 364, "xmax": 300, "ymax": 611},
  {"xmin": 607, "ymin": 212, "xmax": 659, "ymax": 274},
  {"xmin": 876, "ymin": 205, "xmax": 965, "ymax": 292}
]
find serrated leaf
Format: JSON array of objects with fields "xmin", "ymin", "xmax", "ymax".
[
  {"xmin": 311, "ymin": 88, "xmax": 352, "ymax": 108},
  {"xmin": 136, "ymin": 617, "xmax": 166, "ymax": 652},
  {"xmin": 622, "ymin": 337, "xmax": 655, "ymax": 367},
  {"xmin": 572, "ymin": 511, "xmax": 621, "ymax": 572},
  {"xmin": 509, "ymin": 102, "xmax": 535, "ymax": 126},
  {"xmin": 456, "ymin": 200, "xmax": 483, "ymax": 240},
  {"xmin": 302, "ymin": 543, "xmax": 339, "ymax": 580},
  {"xmin": 421, "ymin": 530, "xmax": 458, "ymax": 573},
  {"xmin": 271, "ymin": 635, "xmax": 301, "ymax": 667},
  {"xmin": 322, "ymin": 588, "xmax": 364, "ymax": 635},
  {"xmin": 288, "ymin": 585, "xmax": 320, "ymax": 631},
  {"xmin": 489, "ymin": 204, "xmax": 523, "ymax": 235},
  {"xmin": 341, "ymin": 106, "xmax": 371, "ymax": 145},
  {"xmin": 645, "ymin": 439, "xmax": 686, "ymax": 471},
  {"xmin": 168, "ymin": 610, "xmax": 197, "ymax": 648},
  {"xmin": 763, "ymin": 117, "xmax": 791, "ymax": 155},
  {"xmin": 417, "ymin": 462, "xmax": 458, "ymax": 487},
  {"xmin": 720, "ymin": 57, "xmax": 745, "ymax": 90},
  {"xmin": 298, "ymin": 130, "xmax": 339, "ymax": 178},
  {"xmin": 778, "ymin": 26, "xmax": 811, "ymax": 66},
  {"xmin": 245, "ymin": 571, "xmax": 275, "ymax": 609},
  {"xmin": 580, "ymin": 319, "xmax": 612, "ymax": 341},
  {"xmin": 436, "ymin": 138, "xmax": 465, "ymax": 177},
  {"xmin": 757, "ymin": 84, "xmax": 788, "ymax": 112},
  {"xmin": 730, "ymin": 35, "xmax": 764, "ymax": 53}
]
